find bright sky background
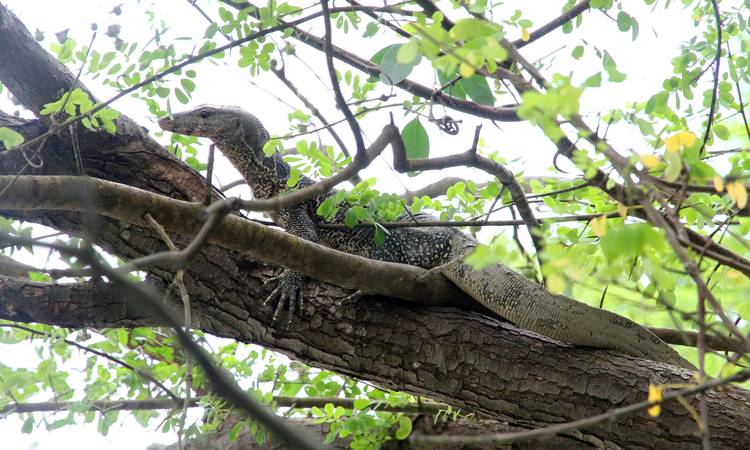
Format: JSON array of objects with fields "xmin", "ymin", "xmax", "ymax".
[{"xmin": 0, "ymin": 0, "xmax": 700, "ymax": 448}]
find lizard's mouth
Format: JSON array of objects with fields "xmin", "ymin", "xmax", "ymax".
[{"xmin": 157, "ymin": 117, "xmax": 176, "ymax": 131}]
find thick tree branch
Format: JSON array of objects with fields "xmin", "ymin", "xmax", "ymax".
[
  {"xmin": 0, "ymin": 175, "xmax": 474, "ymax": 309},
  {"xmin": 0, "ymin": 274, "xmax": 155, "ymax": 328}
]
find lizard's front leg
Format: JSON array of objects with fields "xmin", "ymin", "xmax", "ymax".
[{"xmin": 264, "ymin": 205, "xmax": 319, "ymax": 326}]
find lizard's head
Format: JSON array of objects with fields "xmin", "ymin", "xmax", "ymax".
[{"xmin": 158, "ymin": 105, "xmax": 270, "ymax": 157}]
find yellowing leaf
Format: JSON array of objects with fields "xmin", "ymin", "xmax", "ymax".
[
  {"xmin": 546, "ymin": 273, "xmax": 565, "ymax": 294},
  {"xmin": 664, "ymin": 131, "xmax": 697, "ymax": 153},
  {"xmin": 720, "ymin": 361, "xmax": 739, "ymax": 379},
  {"xmin": 591, "ymin": 215, "xmax": 607, "ymax": 237},
  {"xmin": 713, "ymin": 176, "xmax": 724, "ymax": 192},
  {"xmin": 664, "ymin": 134, "xmax": 681, "ymax": 152},
  {"xmin": 459, "ymin": 62, "xmax": 476, "ymax": 78},
  {"xmin": 727, "ymin": 181, "xmax": 748, "ymax": 209},
  {"xmin": 647, "ymin": 384, "xmax": 664, "ymax": 417},
  {"xmin": 617, "ymin": 203, "xmax": 628, "ymax": 218},
  {"xmin": 677, "ymin": 131, "xmax": 697, "ymax": 147},
  {"xmin": 640, "ymin": 154, "xmax": 659, "ymax": 169},
  {"xmin": 396, "ymin": 39, "xmax": 419, "ymax": 65},
  {"xmin": 521, "ymin": 28, "xmax": 530, "ymax": 41},
  {"xmin": 726, "ymin": 269, "xmax": 741, "ymax": 280}
]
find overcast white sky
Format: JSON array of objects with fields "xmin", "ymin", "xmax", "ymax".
[{"xmin": 0, "ymin": 0, "xmax": 700, "ymax": 448}]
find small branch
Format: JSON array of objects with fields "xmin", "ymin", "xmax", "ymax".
[
  {"xmin": 391, "ymin": 126, "xmax": 545, "ymax": 268},
  {"xmin": 320, "ymin": 0, "xmax": 366, "ymax": 158},
  {"xmin": 143, "ymin": 213, "xmax": 193, "ymax": 450},
  {"xmin": 219, "ymin": 178, "xmax": 245, "ymax": 192},
  {"xmin": 511, "ymin": 0, "xmax": 591, "ymax": 49},
  {"xmin": 270, "ymin": 63, "xmax": 351, "ymax": 159},
  {"xmin": 0, "ymin": 395, "xmax": 451, "ymax": 415},
  {"xmin": 209, "ymin": 122, "xmax": 403, "ymax": 214},
  {"xmin": 699, "ymin": 0, "xmax": 722, "ymax": 155},
  {"xmin": 203, "ymin": 144, "xmax": 216, "ymax": 206},
  {"xmin": 270, "ymin": 62, "xmax": 363, "ymax": 186}
]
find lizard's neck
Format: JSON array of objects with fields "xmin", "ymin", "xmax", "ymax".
[{"xmin": 217, "ymin": 141, "xmax": 290, "ymax": 199}]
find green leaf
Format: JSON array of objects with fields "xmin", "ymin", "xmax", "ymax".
[
  {"xmin": 582, "ymin": 72, "xmax": 602, "ymax": 88},
  {"xmin": 602, "ymin": 51, "xmax": 626, "ymax": 83},
  {"xmin": 181, "ymin": 78, "xmax": 195, "ymax": 93},
  {"xmin": 464, "ymin": 244, "xmax": 497, "ymax": 269},
  {"xmin": 616, "ymin": 11, "xmax": 631, "ymax": 32},
  {"xmin": 21, "ymin": 417, "xmax": 34, "ymax": 434},
  {"xmin": 374, "ymin": 224, "xmax": 385, "ymax": 246},
  {"xmin": 0, "ymin": 127, "xmax": 24, "ymax": 150},
  {"xmin": 663, "ymin": 150, "xmax": 682, "ymax": 182},
  {"xmin": 437, "ymin": 70, "xmax": 467, "ymax": 99},
  {"xmin": 396, "ymin": 39, "xmax": 419, "ymax": 65},
  {"xmin": 353, "ymin": 399, "xmax": 371, "ymax": 410},
  {"xmin": 590, "ymin": 0, "xmax": 613, "ymax": 9},
  {"xmin": 401, "ymin": 117, "xmax": 429, "ymax": 159},
  {"xmin": 370, "ymin": 44, "xmax": 398, "ymax": 65},
  {"xmin": 571, "ymin": 45, "xmax": 584, "ymax": 59},
  {"xmin": 379, "ymin": 44, "xmax": 420, "ymax": 85},
  {"xmin": 344, "ymin": 208, "xmax": 358, "ymax": 228},
  {"xmin": 395, "ymin": 416, "xmax": 413, "ymax": 440},
  {"xmin": 174, "ymin": 88, "xmax": 189, "ymax": 104},
  {"xmin": 155, "ymin": 86, "xmax": 170, "ymax": 98},
  {"xmin": 460, "ymin": 75, "xmax": 494, "ymax": 105},
  {"xmin": 600, "ymin": 224, "xmax": 656, "ymax": 260},
  {"xmin": 713, "ymin": 123, "xmax": 730, "ymax": 140},
  {"xmin": 645, "ymin": 92, "xmax": 669, "ymax": 115},
  {"xmin": 363, "ymin": 22, "xmax": 379, "ymax": 38},
  {"xmin": 636, "ymin": 118, "xmax": 655, "ymax": 136},
  {"xmin": 450, "ymin": 18, "xmax": 500, "ymax": 41}
]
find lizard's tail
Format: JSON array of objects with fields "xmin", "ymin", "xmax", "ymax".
[{"xmin": 443, "ymin": 260, "xmax": 696, "ymax": 370}]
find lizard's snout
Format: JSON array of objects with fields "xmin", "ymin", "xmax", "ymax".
[{"xmin": 157, "ymin": 117, "xmax": 174, "ymax": 131}]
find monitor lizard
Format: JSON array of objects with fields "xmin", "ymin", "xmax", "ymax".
[{"xmin": 158, "ymin": 105, "xmax": 694, "ymax": 369}]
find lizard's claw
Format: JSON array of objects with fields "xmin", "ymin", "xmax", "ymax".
[
  {"xmin": 338, "ymin": 290, "xmax": 364, "ymax": 306},
  {"xmin": 263, "ymin": 270, "xmax": 305, "ymax": 327}
]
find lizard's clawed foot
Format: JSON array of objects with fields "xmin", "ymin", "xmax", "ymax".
[{"xmin": 263, "ymin": 270, "xmax": 305, "ymax": 327}]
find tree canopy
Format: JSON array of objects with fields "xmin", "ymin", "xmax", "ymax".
[{"xmin": 0, "ymin": 0, "xmax": 749, "ymax": 448}]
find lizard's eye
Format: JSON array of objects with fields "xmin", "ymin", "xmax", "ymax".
[{"xmin": 199, "ymin": 110, "xmax": 212, "ymax": 119}]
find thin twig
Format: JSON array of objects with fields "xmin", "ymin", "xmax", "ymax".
[
  {"xmin": 320, "ymin": 0, "xmax": 365, "ymax": 157},
  {"xmin": 698, "ymin": 0, "xmax": 723, "ymax": 155}
]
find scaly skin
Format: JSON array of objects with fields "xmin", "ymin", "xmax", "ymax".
[{"xmin": 158, "ymin": 105, "xmax": 695, "ymax": 369}]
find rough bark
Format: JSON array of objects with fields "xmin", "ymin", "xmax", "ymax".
[{"xmin": 1, "ymin": 4, "xmax": 749, "ymax": 449}]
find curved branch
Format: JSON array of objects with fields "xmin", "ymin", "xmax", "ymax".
[{"xmin": 0, "ymin": 175, "xmax": 473, "ymax": 308}]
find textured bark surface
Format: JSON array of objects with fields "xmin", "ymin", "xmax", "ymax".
[{"xmin": 1, "ymin": 4, "xmax": 749, "ymax": 449}]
